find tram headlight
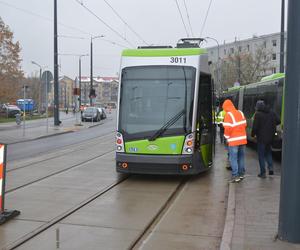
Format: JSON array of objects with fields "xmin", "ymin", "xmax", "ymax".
[
  {"xmin": 116, "ymin": 132, "xmax": 125, "ymax": 152},
  {"xmin": 182, "ymin": 133, "xmax": 194, "ymax": 155}
]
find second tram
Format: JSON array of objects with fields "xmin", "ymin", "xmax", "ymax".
[
  {"xmin": 116, "ymin": 39, "xmax": 214, "ymax": 175},
  {"xmin": 220, "ymin": 73, "xmax": 284, "ymax": 151}
]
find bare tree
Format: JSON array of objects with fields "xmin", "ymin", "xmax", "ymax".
[
  {"xmin": 0, "ymin": 17, "xmax": 24, "ymax": 103},
  {"xmin": 219, "ymin": 45, "xmax": 273, "ymax": 90}
]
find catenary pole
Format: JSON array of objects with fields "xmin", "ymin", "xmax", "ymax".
[
  {"xmin": 90, "ymin": 37, "xmax": 93, "ymax": 106},
  {"xmin": 278, "ymin": 0, "xmax": 300, "ymax": 243},
  {"xmin": 53, "ymin": 0, "xmax": 60, "ymax": 125},
  {"xmin": 280, "ymin": 0, "xmax": 285, "ymax": 73}
]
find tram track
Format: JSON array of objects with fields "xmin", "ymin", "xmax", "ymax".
[
  {"xmin": 130, "ymin": 177, "xmax": 189, "ymax": 250},
  {"xmin": 4, "ymin": 174, "xmax": 130, "ymax": 250},
  {"xmin": 6, "ymin": 148, "xmax": 115, "ymax": 193},
  {"xmin": 7, "ymin": 132, "xmax": 115, "ymax": 172}
]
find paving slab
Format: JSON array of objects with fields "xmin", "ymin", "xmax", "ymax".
[
  {"xmin": 16, "ymin": 223, "xmax": 139, "ymax": 250},
  {"xmin": 232, "ymin": 175, "xmax": 300, "ymax": 250},
  {"xmin": 136, "ymin": 144, "xmax": 230, "ymax": 249},
  {"xmin": 140, "ymin": 232, "xmax": 220, "ymax": 250},
  {"xmin": 0, "ymin": 220, "xmax": 43, "ymax": 248},
  {"xmin": 0, "ymin": 153, "xmax": 119, "ymax": 249}
]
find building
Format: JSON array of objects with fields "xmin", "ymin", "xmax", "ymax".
[
  {"xmin": 59, "ymin": 76, "xmax": 75, "ymax": 109},
  {"xmin": 206, "ymin": 32, "xmax": 287, "ymax": 90},
  {"xmin": 79, "ymin": 76, "xmax": 119, "ymax": 106}
]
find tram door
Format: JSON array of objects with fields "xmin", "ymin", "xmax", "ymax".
[{"xmin": 196, "ymin": 73, "xmax": 213, "ymax": 167}]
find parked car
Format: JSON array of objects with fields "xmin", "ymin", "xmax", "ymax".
[
  {"xmin": 81, "ymin": 107, "xmax": 101, "ymax": 122},
  {"xmin": 97, "ymin": 107, "xmax": 107, "ymax": 120},
  {"xmin": 0, "ymin": 104, "xmax": 22, "ymax": 118}
]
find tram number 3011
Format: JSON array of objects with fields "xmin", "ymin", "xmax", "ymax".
[{"xmin": 170, "ymin": 57, "xmax": 187, "ymax": 64}]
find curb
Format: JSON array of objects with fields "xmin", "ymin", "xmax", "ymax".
[
  {"xmin": 8, "ymin": 130, "xmax": 75, "ymax": 145},
  {"xmin": 8, "ymin": 123, "xmax": 102, "ymax": 145},
  {"xmin": 220, "ymin": 183, "xmax": 236, "ymax": 250}
]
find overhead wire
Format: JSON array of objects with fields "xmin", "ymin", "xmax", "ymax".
[
  {"xmin": 174, "ymin": 0, "xmax": 190, "ymax": 37},
  {"xmin": 183, "ymin": 0, "xmax": 194, "ymax": 37},
  {"xmin": 199, "ymin": 0, "xmax": 213, "ymax": 38},
  {"xmin": 102, "ymin": 0, "xmax": 149, "ymax": 45},
  {"xmin": 74, "ymin": 0, "xmax": 135, "ymax": 48},
  {"xmin": 58, "ymin": 35, "xmax": 129, "ymax": 48},
  {"xmin": 0, "ymin": 0, "xmax": 92, "ymax": 36}
]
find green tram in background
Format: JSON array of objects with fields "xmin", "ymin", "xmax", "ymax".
[
  {"xmin": 115, "ymin": 38, "xmax": 214, "ymax": 175},
  {"xmin": 220, "ymin": 73, "xmax": 285, "ymax": 152}
]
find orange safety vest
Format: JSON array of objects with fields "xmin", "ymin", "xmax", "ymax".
[{"xmin": 222, "ymin": 100, "xmax": 247, "ymax": 146}]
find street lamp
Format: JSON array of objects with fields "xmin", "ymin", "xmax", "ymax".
[
  {"xmin": 79, "ymin": 54, "xmax": 88, "ymax": 109},
  {"xmin": 31, "ymin": 61, "xmax": 42, "ymax": 112},
  {"xmin": 205, "ymin": 37, "xmax": 221, "ymax": 93},
  {"xmin": 90, "ymin": 35, "xmax": 104, "ymax": 105}
]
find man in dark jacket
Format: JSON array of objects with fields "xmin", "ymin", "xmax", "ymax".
[{"xmin": 251, "ymin": 100, "xmax": 280, "ymax": 178}]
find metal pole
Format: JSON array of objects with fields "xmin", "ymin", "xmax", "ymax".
[
  {"xmin": 280, "ymin": 0, "xmax": 285, "ymax": 73},
  {"xmin": 39, "ymin": 68, "xmax": 42, "ymax": 113},
  {"xmin": 46, "ymin": 71, "xmax": 49, "ymax": 133},
  {"xmin": 22, "ymin": 86, "xmax": 26, "ymax": 137},
  {"xmin": 79, "ymin": 56, "xmax": 82, "ymax": 109},
  {"xmin": 90, "ymin": 38, "xmax": 93, "ymax": 106},
  {"xmin": 278, "ymin": 0, "xmax": 300, "ymax": 243},
  {"xmin": 53, "ymin": 0, "xmax": 60, "ymax": 125}
]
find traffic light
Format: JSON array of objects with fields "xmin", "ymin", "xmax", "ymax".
[{"xmin": 89, "ymin": 89, "xmax": 96, "ymax": 98}]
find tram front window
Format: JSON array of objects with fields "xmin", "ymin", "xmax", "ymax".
[{"xmin": 119, "ymin": 66, "xmax": 196, "ymax": 140}]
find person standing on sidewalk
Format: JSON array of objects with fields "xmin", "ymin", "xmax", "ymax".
[
  {"xmin": 222, "ymin": 99, "xmax": 247, "ymax": 183},
  {"xmin": 251, "ymin": 100, "xmax": 280, "ymax": 178}
]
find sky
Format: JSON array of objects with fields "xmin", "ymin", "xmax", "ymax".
[{"xmin": 0, "ymin": 0, "xmax": 285, "ymax": 80}]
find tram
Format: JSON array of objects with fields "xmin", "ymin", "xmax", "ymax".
[
  {"xmin": 220, "ymin": 73, "xmax": 284, "ymax": 151},
  {"xmin": 115, "ymin": 38, "xmax": 214, "ymax": 175}
]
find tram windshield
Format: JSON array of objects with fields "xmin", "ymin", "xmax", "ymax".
[{"xmin": 119, "ymin": 66, "xmax": 196, "ymax": 140}]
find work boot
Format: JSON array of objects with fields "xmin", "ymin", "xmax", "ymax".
[
  {"xmin": 258, "ymin": 173, "xmax": 266, "ymax": 178},
  {"xmin": 225, "ymin": 160, "xmax": 232, "ymax": 170},
  {"xmin": 229, "ymin": 177, "xmax": 241, "ymax": 183}
]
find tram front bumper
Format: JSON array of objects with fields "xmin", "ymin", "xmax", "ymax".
[{"xmin": 116, "ymin": 153, "xmax": 201, "ymax": 175}]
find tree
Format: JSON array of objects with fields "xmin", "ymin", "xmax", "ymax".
[
  {"xmin": 0, "ymin": 17, "xmax": 24, "ymax": 103},
  {"xmin": 219, "ymin": 45, "xmax": 273, "ymax": 90}
]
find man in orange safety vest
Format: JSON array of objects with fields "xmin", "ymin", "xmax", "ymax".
[{"xmin": 222, "ymin": 99, "xmax": 247, "ymax": 183}]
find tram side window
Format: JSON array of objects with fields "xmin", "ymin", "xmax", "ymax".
[
  {"xmin": 198, "ymin": 73, "xmax": 212, "ymax": 128},
  {"xmin": 243, "ymin": 93, "xmax": 256, "ymax": 118}
]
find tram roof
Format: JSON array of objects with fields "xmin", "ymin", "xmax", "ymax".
[
  {"xmin": 122, "ymin": 48, "xmax": 207, "ymax": 57},
  {"xmin": 260, "ymin": 73, "xmax": 285, "ymax": 82}
]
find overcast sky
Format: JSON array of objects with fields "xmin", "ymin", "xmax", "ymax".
[{"xmin": 0, "ymin": 0, "xmax": 285, "ymax": 79}]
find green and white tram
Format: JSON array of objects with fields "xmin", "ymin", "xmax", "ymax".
[
  {"xmin": 116, "ymin": 39, "xmax": 214, "ymax": 175},
  {"xmin": 220, "ymin": 73, "xmax": 285, "ymax": 152}
]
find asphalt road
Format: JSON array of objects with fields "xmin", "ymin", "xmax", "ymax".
[{"xmin": 7, "ymin": 113, "xmax": 116, "ymax": 162}]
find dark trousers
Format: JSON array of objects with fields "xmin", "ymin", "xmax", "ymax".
[{"xmin": 257, "ymin": 143, "xmax": 273, "ymax": 175}]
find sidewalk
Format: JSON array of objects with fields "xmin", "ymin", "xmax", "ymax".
[
  {"xmin": 0, "ymin": 112, "xmax": 102, "ymax": 144},
  {"xmin": 221, "ymin": 145, "xmax": 300, "ymax": 249}
]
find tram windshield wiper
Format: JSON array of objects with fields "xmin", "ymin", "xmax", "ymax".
[{"xmin": 148, "ymin": 109, "xmax": 185, "ymax": 141}]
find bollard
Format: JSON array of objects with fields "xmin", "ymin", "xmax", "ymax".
[{"xmin": 0, "ymin": 143, "xmax": 20, "ymax": 225}]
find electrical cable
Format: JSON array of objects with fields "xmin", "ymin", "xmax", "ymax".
[
  {"xmin": 58, "ymin": 35, "xmax": 129, "ymax": 48},
  {"xmin": 0, "ymin": 0, "xmax": 92, "ymax": 36},
  {"xmin": 199, "ymin": 0, "xmax": 213, "ymax": 38},
  {"xmin": 183, "ymin": 0, "xmax": 194, "ymax": 37},
  {"xmin": 174, "ymin": 0, "xmax": 189, "ymax": 37},
  {"xmin": 103, "ymin": 0, "xmax": 149, "ymax": 45},
  {"xmin": 75, "ymin": 0, "xmax": 135, "ymax": 48}
]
